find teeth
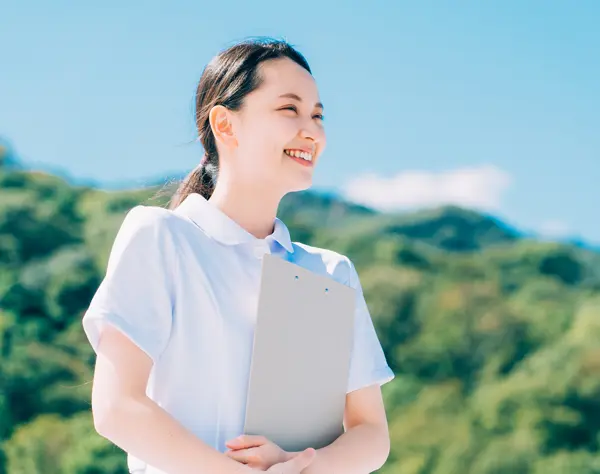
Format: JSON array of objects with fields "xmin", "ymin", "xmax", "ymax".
[{"xmin": 285, "ymin": 150, "xmax": 313, "ymax": 162}]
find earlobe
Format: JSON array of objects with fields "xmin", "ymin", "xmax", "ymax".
[{"xmin": 209, "ymin": 105, "xmax": 237, "ymax": 149}]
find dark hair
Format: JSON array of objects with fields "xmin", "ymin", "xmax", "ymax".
[{"xmin": 168, "ymin": 38, "xmax": 312, "ymax": 209}]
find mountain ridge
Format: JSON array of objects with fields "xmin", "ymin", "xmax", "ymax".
[{"xmin": 1, "ymin": 138, "xmax": 597, "ymax": 252}]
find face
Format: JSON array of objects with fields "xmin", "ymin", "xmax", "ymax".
[{"xmin": 225, "ymin": 58, "xmax": 327, "ymax": 194}]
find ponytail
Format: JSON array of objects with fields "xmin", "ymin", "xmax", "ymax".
[{"xmin": 168, "ymin": 153, "xmax": 217, "ymax": 209}]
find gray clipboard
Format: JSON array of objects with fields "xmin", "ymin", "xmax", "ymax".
[{"xmin": 243, "ymin": 254, "xmax": 356, "ymax": 452}]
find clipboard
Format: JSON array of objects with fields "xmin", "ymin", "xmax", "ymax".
[{"xmin": 243, "ymin": 254, "xmax": 356, "ymax": 452}]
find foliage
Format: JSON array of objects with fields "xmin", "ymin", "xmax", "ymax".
[{"xmin": 1, "ymin": 164, "xmax": 599, "ymax": 473}]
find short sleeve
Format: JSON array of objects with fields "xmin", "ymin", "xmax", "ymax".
[
  {"xmin": 346, "ymin": 258, "xmax": 395, "ymax": 393},
  {"xmin": 82, "ymin": 206, "xmax": 174, "ymax": 364}
]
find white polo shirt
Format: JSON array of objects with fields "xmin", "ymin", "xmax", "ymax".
[{"xmin": 82, "ymin": 192, "xmax": 394, "ymax": 474}]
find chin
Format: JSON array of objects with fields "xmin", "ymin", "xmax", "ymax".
[
  {"xmin": 280, "ymin": 155, "xmax": 316, "ymax": 192},
  {"xmin": 286, "ymin": 175, "xmax": 313, "ymax": 193}
]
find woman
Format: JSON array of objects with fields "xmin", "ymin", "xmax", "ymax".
[{"xmin": 83, "ymin": 38, "xmax": 395, "ymax": 474}]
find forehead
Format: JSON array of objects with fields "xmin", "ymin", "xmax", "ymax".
[{"xmin": 252, "ymin": 58, "xmax": 320, "ymax": 103}]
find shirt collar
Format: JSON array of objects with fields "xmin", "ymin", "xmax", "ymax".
[{"xmin": 174, "ymin": 193, "xmax": 294, "ymax": 253}]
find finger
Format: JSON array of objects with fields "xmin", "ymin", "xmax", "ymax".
[
  {"xmin": 226, "ymin": 434, "xmax": 268, "ymax": 449},
  {"xmin": 280, "ymin": 448, "xmax": 316, "ymax": 472},
  {"xmin": 224, "ymin": 447, "xmax": 261, "ymax": 465}
]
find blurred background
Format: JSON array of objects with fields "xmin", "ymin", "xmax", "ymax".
[{"xmin": 1, "ymin": 1, "xmax": 599, "ymax": 473}]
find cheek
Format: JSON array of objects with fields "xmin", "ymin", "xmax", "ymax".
[
  {"xmin": 237, "ymin": 115, "xmax": 297, "ymax": 161},
  {"xmin": 239, "ymin": 123, "xmax": 268, "ymax": 149},
  {"xmin": 261, "ymin": 119, "xmax": 296, "ymax": 157},
  {"xmin": 238, "ymin": 125, "xmax": 282, "ymax": 168}
]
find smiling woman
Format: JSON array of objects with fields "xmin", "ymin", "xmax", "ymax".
[
  {"xmin": 170, "ymin": 40, "xmax": 326, "ymax": 208},
  {"xmin": 82, "ymin": 37, "xmax": 394, "ymax": 474}
]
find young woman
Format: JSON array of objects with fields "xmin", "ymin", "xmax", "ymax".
[{"xmin": 83, "ymin": 38, "xmax": 395, "ymax": 474}]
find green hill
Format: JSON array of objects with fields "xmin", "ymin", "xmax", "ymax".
[{"xmin": 1, "ymin": 153, "xmax": 599, "ymax": 473}]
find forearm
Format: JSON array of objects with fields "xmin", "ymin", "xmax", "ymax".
[
  {"xmin": 95, "ymin": 395, "xmax": 247, "ymax": 474},
  {"xmin": 290, "ymin": 423, "xmax": 391, "ymax": 474}
]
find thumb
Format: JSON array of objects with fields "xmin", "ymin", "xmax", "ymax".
[{"xmin": 284, "ymin": 448, "xmax": 316, "ymax": 471}]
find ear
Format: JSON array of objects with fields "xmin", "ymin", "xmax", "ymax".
[{"xmin": 209, "ymin": 105, "xmax": 238, "ymax": 150}]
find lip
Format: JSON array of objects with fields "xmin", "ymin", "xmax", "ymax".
[
  {"xmin": 287, "ymin": 154, "xmax": 314, "ymax": 167},
  {"xmin": 284, "ymin": 150, "xmax": 315, "ymax": 167},
  {"xmin": 284, "ymin": 147, "xmax": 315, "ymax": 155}
]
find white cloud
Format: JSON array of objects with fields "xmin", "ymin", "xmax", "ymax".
[
  {"xmin": 342, "ymin": 164, "xmax": 512, "ymax": 212},
  {"xmin": 538, "ymin": 220, "xmax": 571, "ymax": 238}
]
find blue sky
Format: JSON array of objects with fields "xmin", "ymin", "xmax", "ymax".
[{"xmin": 2, "ymin": 1, "xmax": 599, "ymax": 243}]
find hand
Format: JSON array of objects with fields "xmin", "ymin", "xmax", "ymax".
[
  {"xmin": 257, "ymin": 447, "xmax": 316, "ymax": 473},
  {"xmin": 225, "ymin": 435, "xmax": 290, "ymax": 470}
]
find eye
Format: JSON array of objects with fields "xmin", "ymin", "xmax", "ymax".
[
  {"xmin": 278, "ymin": 105, "xmax": 324, "ymax": 122},
  {"xmin": 279, "ymin": 105, "xmax": 298, "ymax": 113}
]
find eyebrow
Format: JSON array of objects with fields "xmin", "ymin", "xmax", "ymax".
[{"xmin": 279, "ymin": 93, "xmax": 324, "ymax": 110}]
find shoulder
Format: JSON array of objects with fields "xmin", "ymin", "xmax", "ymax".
[
  {"xmin": 291, "ymin": 241, "xmax": 359, "ymax": 288},
  {"xmin": 121, "ymin": 204, "xmax": 179, "ymax": 229},
  {"xmin": 112, "ymin": 205, "xmax": 187, "ymax": 255},
  {"xmin": 117, "ymin": 204, "xmax": 191, "ymax": 237}
]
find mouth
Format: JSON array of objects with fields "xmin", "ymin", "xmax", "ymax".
[{"xmin": 284, "ymin": 149, "xmax": 314, "ymax": 167}]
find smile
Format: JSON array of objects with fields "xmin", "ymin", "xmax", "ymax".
[{"xmin": 284, "ymin": 149, "xmax": 313, "ymax": 162}]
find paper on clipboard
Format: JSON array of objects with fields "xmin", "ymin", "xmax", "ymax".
[{"xmin": 243, "ymin": 254, "xmax": 356, "ymax": 452}]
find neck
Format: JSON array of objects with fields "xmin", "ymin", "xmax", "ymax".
[{"xmin": 209, "ymin": 179, "xmax": 284, "ymax": 240}]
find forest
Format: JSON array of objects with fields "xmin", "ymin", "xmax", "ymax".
[{"xmin": 1, "ymin": 144, "xmax": 600, "ymax": 473}]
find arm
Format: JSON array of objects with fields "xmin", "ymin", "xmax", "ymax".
[
  {"xmin": 287, "ymin": 384, "xmax": 391, "ymax": 474},
  {"xmin": 92, "ymin": 324, "xmax": 249, "ymax": 474},
  {"xmin": 294, "ymin": 259, "xmax": 392, "ymax": 473},
  {"xmin": 226, "ymin": 385, "xmax": 391, "ymax": 473}
]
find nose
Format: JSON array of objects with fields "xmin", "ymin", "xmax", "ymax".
[
  {"xmin": 300, "ymin": 129, "xmax": 314, "ymax": 142},
  {"xmin": 299, "ymin": 120, "xmax": 324, "ymax": 144}
]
